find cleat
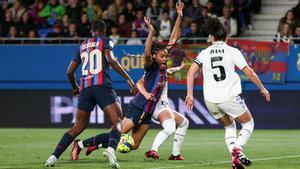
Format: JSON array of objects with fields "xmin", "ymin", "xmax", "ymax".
[
  {"xmin": 168, "ymin": 154, "xmax": 184, "ymax": 160},
  {"xmin": 103, "ymin": 148, "xmax": 120, "ymax": 169},
  {"xmin": 86, "ymin": 145, "xmax": 98, "ymax": 156},
  {"xmin": 70, "ymin": 140, "xmax": 82, "ymax": 160},
  {"xmin": 145, "ymin": 150, "xmax": 159, "ymax": 160},
  {"xmin": 232, "ymin": 147, "xmax": 252, "ymax": 166},
  {"xmin": 232, "ymin": 157, "xmax": 245, "ymax": 169},
  {"xmin": 45, "ymin": 155, "xmax": 57, "ymax": 167}
]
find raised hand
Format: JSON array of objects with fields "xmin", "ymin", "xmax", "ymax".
[
  {"xmin": 176, "ymin": 2, "xmax": 184, "ymax": 17},
  {"xmin": 144, "ymin": 16, "xmax": 155, "ymax": 32}
]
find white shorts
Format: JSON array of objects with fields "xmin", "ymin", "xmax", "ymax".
[
  {"xmin": 205, "ymin": 95, "xmax": 248, "ymax": 119},
  {"xmin": 152, "ymin": 100, "xmax": 172, "ymax": 120}
]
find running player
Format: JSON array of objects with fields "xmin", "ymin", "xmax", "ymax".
[
  {"xmin": 185, "ymin": 19, "xmax": 271, "ymax": 169},
  {"xmin": 45, "ymin": 20, "xmax": 136, "ymax": 169},
  {"xmin": 70, "ymin": 2, "xmax": 188, "ymax": 161}
]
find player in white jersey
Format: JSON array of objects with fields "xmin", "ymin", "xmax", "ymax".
[{"xmin": 185, "ymin": 19, "xmax": 270, "ymax": 169}]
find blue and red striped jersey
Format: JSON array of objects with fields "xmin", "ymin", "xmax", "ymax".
[
  {"xmin": 73, "ymin": 36, "xmax": 114, "ymax": 90},
  {"xmin": 130, "ymin": 63, "xmax": 167, "ymax": 114}
]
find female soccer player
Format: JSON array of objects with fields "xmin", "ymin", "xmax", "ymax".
[
  {"xmin": 185, "ymin": 19, "xmax": 270, "ymax": 169},
  {"xmin": 71, "ymin": 2, "xmax": 188, "ymax": 161},
  {"xmin": 45, "ymin": 20, "xmax": 136, "ymax": 169}
]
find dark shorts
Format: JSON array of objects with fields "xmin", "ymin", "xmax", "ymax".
[
  {"xmin": 78, "ymin": 85, "xmax": 119, "ymax": 112},
  {"xmin": 125, "ymin": 103, "xmax": 152, "ymax": 125}
]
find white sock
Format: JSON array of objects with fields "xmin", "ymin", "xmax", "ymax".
[
  {"xmin": 78, "ymin": 141, "xmax": 84, "ymax": 149},
  {"xmin": 151, "ymin": 119, "xmax": 176, "ymax": 152},
  {"xmin": 224, "ymin": 121, "xmax": 237, "ymax": 153},
  {"xmin": 107, "ymin": 146, "xmax": 115, "ymax": 153},
  {"xmin": 236, "ymin": 119, "xmax": 254, "ymax": 150},
  {"xmin": 172, "ymin": 118, "xmax": 189, "ymax": 156}
]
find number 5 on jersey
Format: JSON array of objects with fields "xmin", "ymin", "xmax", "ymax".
[{"xmin": 211, "ymin": 56, "xmax": 226, "ymax": 82}]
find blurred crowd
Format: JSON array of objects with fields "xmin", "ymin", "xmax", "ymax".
[
  {"xmin": 0, "ymin": 0, "xmax": 260, "ymax": 44},
  {"xmin": 274, "ymin": 0, "xmax": 300, "ymax": 44}
]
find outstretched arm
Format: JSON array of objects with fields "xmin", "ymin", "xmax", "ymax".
[
  {"xmin": 242, "ymin": 66, "xmax": 270, "ymax": 101},
  {"xmin": 136, "ymin": 76, "xmax": 156, "ymax": 101},
  {"xmin": 167, "ymin": 2, "xmax": 184, "ymax": 49},
  {"xmin": 185, "ymin": 63, "xmax": 201, "ymax": 110},
  {"xmin": 167, "ymin": 61, "xmax": 185, "ymax": 74},
  {"xmin": 144, "ymin": 17, "xmax": 155, "ymax": 65},
  {"xmin": 105, "ymin": 49, "xmax": 137, "ymax": 94}
]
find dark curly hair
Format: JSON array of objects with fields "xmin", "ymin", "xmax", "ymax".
[{"xmin": 205, "ymin": 18, "xmax": 227, "ymax": 41}]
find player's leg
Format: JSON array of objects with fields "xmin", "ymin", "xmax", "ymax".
[
  {"xmin": 45, "ymin": 88, "xmax": 94, "ymax": 167},
  {"xmin": 131, "ymin": 124, "xmax": 151, "ymax": 150},
  {"xmin": 169, "ymin": 111, "xmax": 189, "ymax": 160},
  {"xmin": 233, "ymin": 110, "xmax": 254, "ymax": 166},
  {"xmin": 93, "ymin": 86, "xmax": 122, "ymax": 169},
  {"xmin": 101, "ymin": 102, "xmax": 122, "ymax": 169},
  {"xmin": 146, "ymin": 109, "xmax": 176, "ymax": 159},
  {"xmin": 45, "ymin": 109, "xmax": 91, "ymax": 167}
]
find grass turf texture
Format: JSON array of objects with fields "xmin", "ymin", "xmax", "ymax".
[{"xmin": 0, "ymin": 129, "xmax": 299, "ymax": 169}]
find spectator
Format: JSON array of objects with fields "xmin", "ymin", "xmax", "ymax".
[
  {"xmin": 274, "ymin": 23, "xmax": 292, "ymax": 43},
  {"xmin": 107, "ymin": 0, "xmax": 126, "ymax": 22},
  {"xmin": 6, "ymin": 25, "xmax": 19, "ymax": 43},
  {"xmin": 184, "ymin": 21, "xmax": 204, "ymax": 44},
  {"xmin": 28, "ymin": 0, "xmax": 46, "ymax": 26},
  {"xmin": 39, "ymin": 0, "xmax": 65, "ymax": 27},
  {"xmin": 277, "ymin": 10, "xmax": 297, "ymax": 33},
  {"xmin": 26, "ymin": 29, "xmax": 40, "ymax": 44},
  {"xmin": 102, "ymin": 10, "xmax": 116, "ymax": 36},
  {"xmin": 293, "ymin": 25, "xmax": 300, "ymax": 44},
  {"xmin": 132, "ymin": 9, "xmax": 148, "ymax": 37},
  {"xmin": 198, "ymin": 6, "xmax": 213, "ymax": 39},
  {"xmin": 234, "ymin": 0, "xmax": 252, "ymax": 32},
  {"xmin": 292, "ymin": 0, "xmax": 300, "ymax": 22},
  {"xmin": 185, "ymin": 0, "xmax": 202, "ymax": 21},
  {"xmin": 77, "ymin": 13, "xmax": 90, "ymax": 37},
  {"xmin": 126, "ymin": 30, "xmax": 143, "ymax": 45},
  {"xmin": 61, "ymin": 14, "xmax": 70, "ymax": 34},
  {"xmin": 124, "ymin": 1, "xmax": 136, "ymax": 22},
  {"xmin": 1, "ymin": 10, "xmax": 14, "ymax": 37},
  {"xmin": 47, "ymin": 23, "xmax": 64, "ymax": 43},
  {"xmin": 117, "ymin": 13, "xmax": 131, "ymax": 37},
  {"xmin": 82, "ymin": 0, "xmax": 103, "ymax": 22},
  {"xmin": 157, "ymin": 10, "xmax": 172, "ymax": 39},
  {"xmin": 206, "ymin": 0, "xmax": 218, "ymax": 18},
  {"xmin": 10, "ymin": 0, "xmax": 26, "ymax": 22},
  {"xmin": 223, "ymin": 0, "xmax": 234, "ymax": 14},
  {"xmin": 64, "ymin": 23, "xmax": 78, "ymax": 43},
  {"xmin": 218, "ymin": 6, "xmax": 237, "ymax": 37},
  {"xmin": 0, "ymin": 0, "xmax": 10, "ymax": 23},
  {"xmin": 109, "ymin": 25, "xmax": 120, "ymax": 44},
  {"xmin": 163, "ymin": 0, "xmax": 176, "ymax": 21},
  {"xmin": 146, "ymin": 0, "xmax": 162, "ymax": 21},
  {"xmin": 66, "ymin": 0, "xmax": 81, "ymax": 24},
  {"xmin": 18, "ymin": 12, "xmax": 35, "ymax": 37},
  {"xmin": 95, "ymin": 0, "xmax": 112, "ymax": 10}
]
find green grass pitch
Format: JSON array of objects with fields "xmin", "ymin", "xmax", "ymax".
[{"xmin": 0, "ymin": 128, "xmax": 299, "ymax": 169}]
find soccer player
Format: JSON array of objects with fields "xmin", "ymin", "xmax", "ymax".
[
  {"xmin": 71, "ymin": 2, "xmax": 188, "ymax": 161},
  {"xmin": 45, "ymin": 20, "xmax": 136, "ymax": 169},
  {"xmin": 185, "ymin": 19, "xmax": 271, "ymax": 169}
]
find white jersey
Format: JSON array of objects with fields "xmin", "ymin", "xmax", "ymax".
[{"xmin": 194, "ymin": 41, "xmax": 248, "ymax": 103}]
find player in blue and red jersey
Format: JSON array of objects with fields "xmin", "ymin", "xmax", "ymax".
[
  {"xmin": 70, "ymin": 2, "xmax": 188, "ymax": 161},
  {"xmin": 45, "ymin": 20, "xmax": 136, "ymax": 169}
]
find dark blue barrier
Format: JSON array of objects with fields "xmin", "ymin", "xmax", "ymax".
[
  {"xmin": 0, "ymin": 44, "xmax": 300, "ymax": 90},
  {"xmin": 0, "ymin": 90, "xmax": 299, "ymax": 129}
]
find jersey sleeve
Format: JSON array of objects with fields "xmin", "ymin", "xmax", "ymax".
[
  {"xmin": 233, "ymin": 49, "xmax": 248, "ymax": 70},
  {"xmin": 103, "ymin": 38, "xmax": 114, "ymax": 50},
  {"xmin": 194, "ymin": 50, "xmax": 204, "ymax": 67},
  {"xmin": 72, "ymin": 48, "xmax": 81, "ymax": 64}
]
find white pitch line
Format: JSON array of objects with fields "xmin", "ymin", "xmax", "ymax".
[{"xmin": 148, "ymin": 154, "xmax": 300, "ymax": 169}]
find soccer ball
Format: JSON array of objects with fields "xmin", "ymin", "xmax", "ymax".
[{"xmin": 117, "ymin": 134, "xmax": 134, "ymax": 153}]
